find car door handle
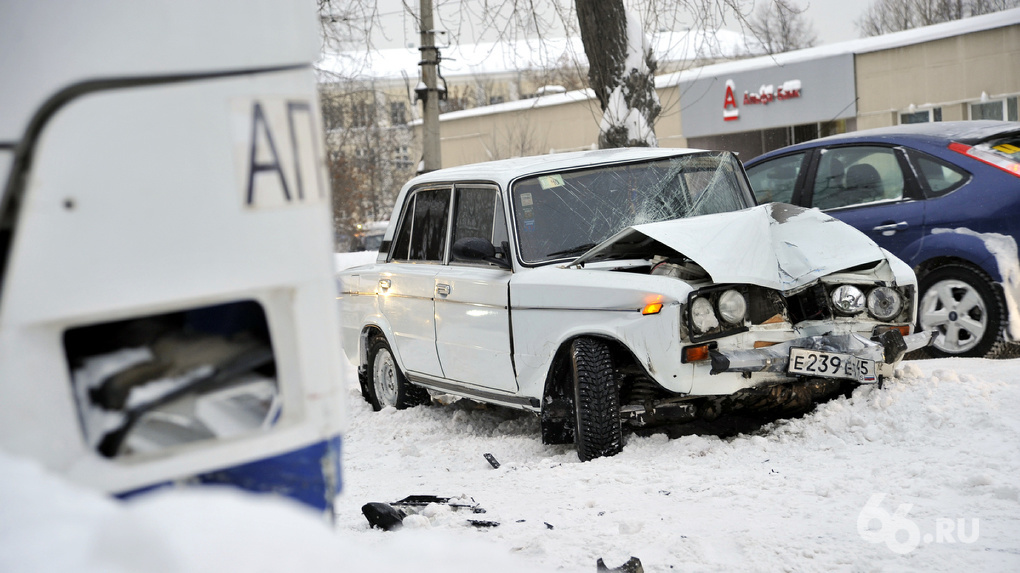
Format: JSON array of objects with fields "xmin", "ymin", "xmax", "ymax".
[
  {"xmin": 436, "ymin": 283, "xmax": 451, "ymax": 296},
  {"xmin": 872, "ymin": 221, "xmax": 908, "ymax": 236},
  {"xmin": 378, "ymin": 279, "xmax": 391, "ymax": 290}
]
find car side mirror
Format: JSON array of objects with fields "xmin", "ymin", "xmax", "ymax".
[{"xmin": 452, "ymin": 237, "xmax": 511, "ymax": 269}]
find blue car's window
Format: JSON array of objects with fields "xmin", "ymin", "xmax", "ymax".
[
  {"xmin": 812, "ymin": 147, "xmax": 904, "ymax": 210},
  {"xmin": 745, "ymin": 153, "xmax": 805, "ymax": 204},
  {"xmin": 913, "ymin": 153, "xmax": 967, "ymax": 196}
]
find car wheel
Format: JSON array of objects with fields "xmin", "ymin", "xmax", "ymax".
[
  {"xmin": 366, "ymin": 337, "xmax": 431, "ymax": 410},
  {"xmin": 571, "ymin": 337, "xmax": 623, "ymax": 462},
  {"xmin": 918, "ymin": 264, "xmax": 1008, "ymax": 358}
]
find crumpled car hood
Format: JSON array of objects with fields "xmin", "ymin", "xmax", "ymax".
[{"xmin": 573, "ymin": 203, "xmax": 888, "ymax": 291}]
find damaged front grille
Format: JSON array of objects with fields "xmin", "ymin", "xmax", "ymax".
[
  {"xmin": 685, "ymin": 280, "xmax": 912, "ymax": 343},
  {"xmin": 784, "ymin": 284, "xmax": 832, "ymax": 323}
]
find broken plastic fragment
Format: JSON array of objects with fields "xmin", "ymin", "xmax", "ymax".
[
  {"xmin": 362, "ymin": 502, "xmax": 406, "ymax": 531},
  {"xmin": 596, "ymin": 556, "xmax": 644, "ymax": 573},
  {"xmin": 484, "ymin": 453, "xmax": 500, "ymax": 469}
]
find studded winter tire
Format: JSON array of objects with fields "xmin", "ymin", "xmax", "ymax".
[{"xmin": 571, "ymin": 337, "xmax": 623, "ymax": 462}]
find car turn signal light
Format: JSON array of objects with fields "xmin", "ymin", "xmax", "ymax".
[
  {"xmin": 642, "ymin": 302, "xmax": 663, "ymax": 315},
  {"xmin": 682, "ymin": 344, "xmax": 711, "ymax": 363},
  {"xmin": 873, "ymin": 324, "xmax": 911, "ymax": 337}
]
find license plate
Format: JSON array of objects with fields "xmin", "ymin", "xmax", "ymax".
[{"xmin": 788, "ymin": 348, "xmax": 877, "ymax": 383}]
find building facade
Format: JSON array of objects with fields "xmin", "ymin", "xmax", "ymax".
[{"xmin": 423, "ymin": 9, "xmax": 1020, "ymax": 168}]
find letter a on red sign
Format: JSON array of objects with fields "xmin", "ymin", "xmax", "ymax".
[
  {"xmin": 723, "ymin": 79, "xmax": 739, "ymax": 121},
  {"xmin": 724, "ymin": 85, "xmax": 737, "ymax": 110}
]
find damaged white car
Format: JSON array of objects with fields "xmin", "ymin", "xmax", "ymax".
[{"xmin": 336, "ymin": 148, "xmax": 933, "ymax": 461}]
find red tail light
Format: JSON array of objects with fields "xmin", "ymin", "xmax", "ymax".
[{"xmin": 949, "ymin": 141, "xmax": 1020, "ymax": 177}]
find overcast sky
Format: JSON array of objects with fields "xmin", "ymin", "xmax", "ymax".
[{"xmin": 366, "ymin": 0, "xmax": 870, "ymax": 50}]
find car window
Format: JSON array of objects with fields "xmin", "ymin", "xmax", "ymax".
[
  {"xmin": 811, "ymin": 146, "xmax": 904, "ymax": 210},
  {"xmin": 511, "ymin": 152, "xmax": 753, "ymax": 264},
  {"xmin": 391, "ymin": 187, "xmax": 451, "ymax": 262},
  {"xmin": 451, "ymin": 186, "xmax": 509, "ymax": 262},
  {"xmin": 911, "ymin": 152, "xmax": 968, "ymax": 196},
  {"xmin": 745, "ymin": 153, "xmax": 805, "ymax": 204}
]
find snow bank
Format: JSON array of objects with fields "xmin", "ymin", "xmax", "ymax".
[
  {"xmin": 0, "ymin": 450, "xmax": 547, "ymax": 573},
  {"xmin": 333, "ymin": 358, "xmax": 1020, "ymax": 572}
]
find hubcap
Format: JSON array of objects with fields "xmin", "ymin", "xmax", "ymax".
[
  {"xmin": 372, "ymin": 348, "xmax": 399, "ymax": 407},
  {"xmin": 919, "ymin": 279, "xmax": 987, "ymax": 354}
]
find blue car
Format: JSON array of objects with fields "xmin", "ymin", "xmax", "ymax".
[{"xmin": 744, "ymin": 121, "xmax": 1020, "ymax": 358}]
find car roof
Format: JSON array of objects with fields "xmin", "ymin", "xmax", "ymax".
[
  {"xmin": 747, "ymin": 120, "xmax": 1020, "ymax": 164},
  {"xmin": 403, "ymin": 147, "xmax": 708, "ymax": 188}
]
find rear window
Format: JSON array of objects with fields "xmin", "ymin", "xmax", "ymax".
[{"xmin": 909, "ymin": 151, "xmax": 969, "ymax": 196}]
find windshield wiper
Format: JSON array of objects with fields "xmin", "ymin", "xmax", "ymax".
[{"xmin": 546, "ymin": 242, "xmax": 597, "ymax": 258}]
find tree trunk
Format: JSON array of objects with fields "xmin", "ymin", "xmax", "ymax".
[{"xmin": 576, "ymin": 0, "xmax": 660, "ymax": 148}]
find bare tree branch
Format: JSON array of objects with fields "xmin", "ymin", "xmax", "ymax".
[
  {"xmin": 857, "ymin": 0, "xmax": 1020, "ymax": 36},
  {"xmin": 747, "ymin": 0, "xmax": 817, "ymax": 54}
]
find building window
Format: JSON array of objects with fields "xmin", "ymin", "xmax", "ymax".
[
  {"xmin": 390, "ymin": 102, "xmax": 407, "ymax": 125},
  {"xmin": 350, "ymin": 101, "xmax": 375, "ymax": 127},
  {"xmin": 900, "ymin": 107, "xmax": 942, "ymax": 124},
  {"xmin": 393, "ymin": 146, "xmax": 413, "ymax": 170},
  {"xmin": 970, "ymin": 97, "xmax": 1018, "ymax": 121}
]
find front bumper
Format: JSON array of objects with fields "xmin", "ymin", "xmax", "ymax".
[{"xmin": 708, "ymin": 330, "xmax": 935, "ymax": 381}]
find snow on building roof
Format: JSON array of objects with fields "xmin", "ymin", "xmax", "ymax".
[
  {"xmin": 317, "ymin": 28, "xmax": 756, "ymax": 81},
  {"xmin": 659, "ymin": 7, "xmax": 1020, "ymax": 87}
]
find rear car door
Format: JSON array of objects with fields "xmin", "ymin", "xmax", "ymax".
[
  {"xmin": 382, "ymin": 186, "xmax": 450, "ymax": 378},
  {"xmin": 804, "ymin": 145, "xmax": 926, "ymax": 263},
  {"xmin": 433, "ymin": 185, "xmax": 517, "ymax": 393}
]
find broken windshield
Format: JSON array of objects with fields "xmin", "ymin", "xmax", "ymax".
[{"xmin": 510, "ymin": 151, "xmax": 754, "ymax": 264}]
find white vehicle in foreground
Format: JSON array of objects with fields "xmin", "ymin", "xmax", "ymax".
[
  {"xmin": 0, "ymin": 1, "xmax": 345, "ymax": 511},
  {"xmin": 337, "ymin": 148, "xmax": 933, "ymax": 461}
]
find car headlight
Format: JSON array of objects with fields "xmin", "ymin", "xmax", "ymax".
[
  {"xmin": 690, "ymin": 297, "xmax": 718, "ymax": 333},
  {"xmin": 830, "ymin": 285, "xmax": 865, "ymax": 315},
  {"xmin": 867, "ymin": 287, "xmax": 903, "ymax": 321},
  {"xmin": 717, "ymin": 289, "xmax": 747, "ymax": 324}
]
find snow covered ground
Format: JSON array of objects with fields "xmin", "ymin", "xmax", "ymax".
[{"xmin": 2, "ymin": 251, "xmax": 1018, "ymax": 572}]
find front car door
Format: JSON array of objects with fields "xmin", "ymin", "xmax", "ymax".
[{"xmin": 433, "ymin": 185, "xmax": 517, "ymax": 393}]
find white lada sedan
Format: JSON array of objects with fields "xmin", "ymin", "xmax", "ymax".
[{"xmin": 336, "ymin": 148, "xmax": 933, "ymax": 461}]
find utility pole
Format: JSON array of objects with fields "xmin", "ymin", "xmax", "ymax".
[{"xmin": 418, "ymin": 0, "xmax": 442, "ymax": 172}]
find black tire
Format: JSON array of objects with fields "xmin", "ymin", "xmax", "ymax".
[
  {"xmin": 365, "ymin": 337, "xmax": 431, "ymax": 411},
  {"xmin": 571, "ymin": 337, "xmax": 623, "ymax": 461},
  {"xmin": 918, "ymin": 264, "xmax": 1008, "ymax": 358}
]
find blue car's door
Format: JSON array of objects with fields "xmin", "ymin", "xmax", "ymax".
[{"xmin": 804, "ymin": 145, "xmax": 926, "ymax": 264}]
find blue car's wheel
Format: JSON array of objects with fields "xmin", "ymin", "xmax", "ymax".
[{"xmin": 918, "ymin": 265, "xmax": 1008, "ymax": 358}]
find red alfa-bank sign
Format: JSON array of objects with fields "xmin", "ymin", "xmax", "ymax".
[
  {"xmin": 678, "ymin": 54, "xmax": 855, "ymax": 138},
  {"xmin": 724, "ymin": 79, "xmax": 802, "ymax": 121}
]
